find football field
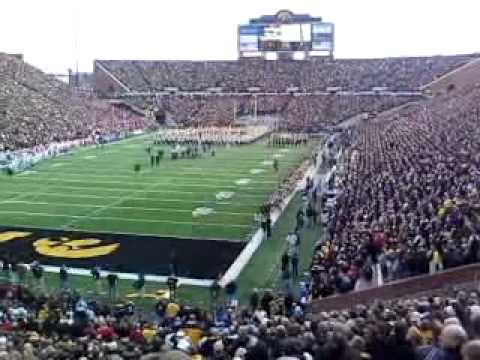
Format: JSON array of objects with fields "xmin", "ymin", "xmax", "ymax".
[{"xmin": 0, "ymin": 135, "xmax": 311, "ymax": 241}]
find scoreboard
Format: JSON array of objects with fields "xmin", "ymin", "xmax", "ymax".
[{"xmin": 238, "ymin": 10, "xmax": 334, "ymax": 59}]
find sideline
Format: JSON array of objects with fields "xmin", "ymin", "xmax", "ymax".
[
  {"xmin": 219, "ymin": 161, "xmax": 316, "ymax": 287},
  {"xmin": 42, "ymin": 265, "xmax": 213, "ymax": 288}
]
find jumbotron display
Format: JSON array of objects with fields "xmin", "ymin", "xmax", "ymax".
[{"xmin": 238, "ymin": 10, "xmax": 334, "ymax": 59}]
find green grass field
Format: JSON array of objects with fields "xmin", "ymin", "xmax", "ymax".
[
  {"xmin": 0, "ymin": 135, "xmax": 311, "ymax": 241},
  {"xmin": 9, "ymin": 193, "xmax": 322, "ymax": 309}
]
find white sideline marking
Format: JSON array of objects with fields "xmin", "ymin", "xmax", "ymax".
[
  {"xmin": 261, "ymin": 160, "xmax": 274, "ymax": 166},
  {"xmin": 84, "ymin": 155, "xmax": 97, "ymax": 159},
  {"xmin": 249, "ymin": 169, "xmax": 265, "ymax": 174},
  {"xmin": 219, "ymin": 162, "xmax": 316, "ymax": 287},
  {"xmin": 51, "ymin": 163, "xmax": 64, "ymax": 168},
  {"xmin": 32, "ymin": 171, "xmax": 272, "ymax": 181},
  {"xmin": 273, "ymin": 153, "xmax": 284, "ymax": 158},
  {"xmin": 0, "ymin": 210, "xmax": 250, "ymax": 228},
  {"xmin": 2, "ymin": 200, "xmax": 252, "ymax": 216},
  {"xmin": 279, "ymin": 149, "xmax": 290, "ymax": 153},
  {"xmin": 235, "ymin": 178, "xmax": 251, "ymax": 185},
  {"xmin": 42, "ymin": 265, "xmax": 213, "ymax": 287}
]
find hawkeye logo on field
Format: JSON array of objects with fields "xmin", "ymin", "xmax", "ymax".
[
  {"xmin": 0, "ymin": 230, "xmax": 119, "ymax": 259},
  {"xmin": 33, "ymin": 238, "xmax": 119, "ymax": 258},
  {"xmin": 0, "ymin": 226, "xmax": 246, "ymax": 279}
]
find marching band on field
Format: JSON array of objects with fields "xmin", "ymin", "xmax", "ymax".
[
  {"xmin": 153, "ymin": 126, "xmax": 270, "ymax": 146},
  {"xmin": 268, "ymin": 133, "xmax": 310, "ymax": 147}
]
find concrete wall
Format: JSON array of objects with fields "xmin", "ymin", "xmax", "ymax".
[{"xmin": 309, "ymin": 263, "xmax": 480, "ymax": 315}]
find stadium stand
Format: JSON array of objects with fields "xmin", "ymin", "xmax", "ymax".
[
  {"xmin": 94, "ymin": 55, "xmax": 479, "ymax": 130},
  {"xmin": 0, "ymin": 271, "xmax": 480, "ymax": 359},
  {"xmin": 139, "ymin": 93, "xmax": 418, "ymax": 129},
  {"xmin": 1, "ymin": 41, "xmax": 480, "ymax": 360},
  {"xmin": 310, "ymin": 83, "xmax": 480, "ymax": 299},
  {"xmin": 0, "ymin": 53, "xmax": 149, "ymax": 150},
  {"xmin": 95, "ymin": 55, "xmax": 478, "ymax": 93}
]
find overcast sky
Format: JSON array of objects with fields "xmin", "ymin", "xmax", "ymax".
[{"xmin": 1, "ymin": 0, "xmax": 479, "ymax": 74}]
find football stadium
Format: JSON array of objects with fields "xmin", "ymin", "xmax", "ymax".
[
  {"xmin": 1, "ymin": 3, "xmax": 480, "ymax": 359},
  {"xmin": 0, "ymin": 132, "xmax": 313, "ymax": 279}
]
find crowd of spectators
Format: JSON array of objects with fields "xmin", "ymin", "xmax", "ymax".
[
  {"xmin": 96, "ymin": 55, "xmax": 478, "ymax": 93},
  {"xmin": 3, "ymin": 276, "xmax": 480, "ymax": 359},
  {"xmin": 4, "ymin": 50, "xmax": 480, "ymax": 359},
  {"xmin": 141, "ymin": 94, "xmax": 416, "ymax": 130},
  {"xmin": 0, "ymin": 53, "xmax": 150, "ymax": 151},
  {"xmin": 309, "ymin": 84, "xmax": 480, "ymax": 298},
  {"xmin": 4, "ymin": 53, "xmax": 476, "ymax": 151},
  {"xmin": 98, "ymin": 55, "xmax": 479, "ymax": 131}
]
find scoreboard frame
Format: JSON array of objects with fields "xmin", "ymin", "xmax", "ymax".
[{"xmin": 238, "ymin": 10, "xmax": 334, "ymax": 60}]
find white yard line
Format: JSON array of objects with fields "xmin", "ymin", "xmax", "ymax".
[
  {"xmin": 61, "ymin": 173, "xmax": 216, "ymax": 229},
  {"xmin": 0, "ymin": 210, "xmax": 250, "ymax": 228},
  {"xmin": 2, "ymin": 191, "xmax": 260, "ymax": 206},
  {"xmin": 2, "ymin": 200, "xmax": 254, "ymax": 216},
  {"xmin": 41, "ymin": 159, "xmax": 301, "ymax": 172},
  {"xmin": 3, "ymin": 223, "xmax": 245, "ymax": 243},
  {"xmin": 60, "ymin": 185, "xmax": 153, "ymax": 229},
  {"xmin": 12, "ymin": 176, "xmax": 275, "ymax": 189},
  {"xmin": 30, "ymin": 171, "xmax": 273, "ymax": 181},
  {"xmin": 0, "ymin": 192, "xmax": 32, "ymax": 205},
  {"xmin": 38, "ymin": 167, "xmax": 279, "ymax": 177},
  {"xmin": 3, "ymin": 185, "xmax": 267, "ymax": 198}
]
